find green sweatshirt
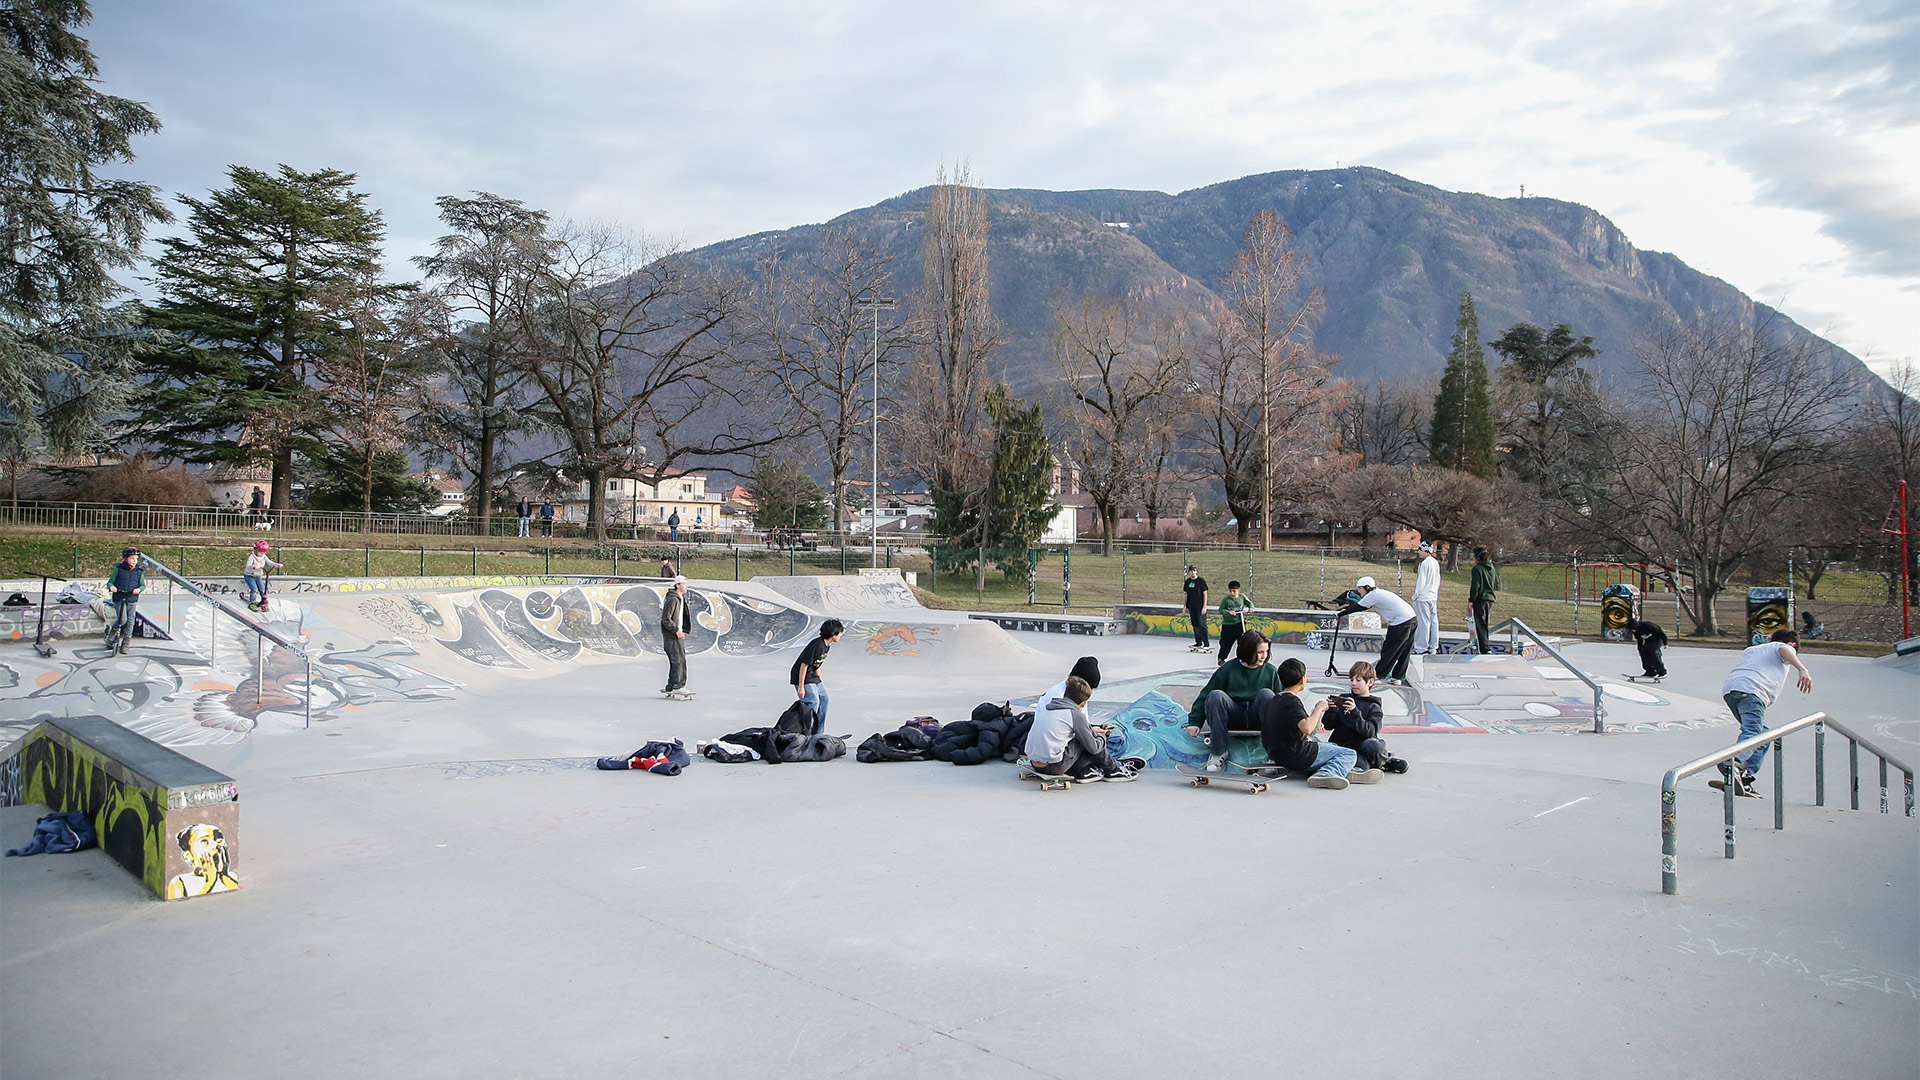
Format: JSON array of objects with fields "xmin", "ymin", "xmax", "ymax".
[
  {"xmin": 1187, "ymin": 660, "xmax": 1282, "ymax": 724},
  {"xmin": 1219, "ymin": 593, "xmax": 1253, "ymax": 626},
  {"xmin": 1470, "ymin": 560, "xmax": 1500, "ymax": 602}
]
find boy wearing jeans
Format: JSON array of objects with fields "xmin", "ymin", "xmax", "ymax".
[
  {"xmin": 243, "ymin": 540, "xmax": 282, "ymax": 612},
  {"xmin": 1322, "ymin": 661, "xmax": 1406, "ymax": 775},
  {"xmin": 1258, "ymin": 658, "xmax": 1370, "ymax": 789},
  {"xmin": 791, "ymin": 619, "xmax": 844, "ymax": 736},
  {"xmin": 1713, "ymin": 629, "xmax": 1814, "ymax": 798}
]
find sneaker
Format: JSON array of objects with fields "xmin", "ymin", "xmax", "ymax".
[
  {"xmin": 1072, "ymin": 770, "xmax": 1105, "ymax": 783},
  {"xmin": 1103, "ymin": 764, "xmax": 1139, "ymax": 782},
  {"xmin": 1204, "ymin": 754, "xmax": 1226, "ymax": 773},
  {"xmin": 1734, "ymin": 774, "xmax": 1764, "ymax": 799},
  {"xmin": 1119, "ymin": 756, "xmax": 1149, "ymax": 772},
  {"xmin": 1308, "ymin": 773, "xmax": 1350, "ymax": 790},
  {"xmin": 1383, "ymin": 757, "xmax": 1409, "ymax": 774},
  {"xmin": 1347, "ymin": 768, "xmax": 1384, "ymax": 785}
]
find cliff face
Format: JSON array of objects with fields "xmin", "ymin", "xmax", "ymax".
[{"xmin": 686, "ymin": 166, "xmax": 1869, "ymax": 393}]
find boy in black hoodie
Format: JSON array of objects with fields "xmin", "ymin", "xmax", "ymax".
[
  {"xmin": 1323, "ymin": 661, "xmax": 1407, "ymax": 775},
  {"xmin": 1625, "ymin": 618, "xmax": 1668, "ymax": 681}
]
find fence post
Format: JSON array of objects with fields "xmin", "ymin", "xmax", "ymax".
[
  {"xmin": 1319, "ymin": 548, "xmax": 1326, "ymax": 602},
  {"xmin": 180, "ymin": 545, "xmax": 187, "ymax": 577},
  {"xmin": 1573, "ymin": 556, "xmax": 1581, "ymax": 634},
  {"xmin": 419, "ymin": 546, "xmax": 426, "ymax": 576},
  {"xmin": 546, "ymin": 547, "xmax": 552, "ymax": 575},
  {"xmin": 1122, "ymin": 550, "xmax": 1128, "ymax": 605},
  {"xmin": 612, "ymin": 545, "xmax": 619, "ymax": 577},
  {"xmin": 1063, "ymin": 546, "xmax": 1072, "ymax": 611},
  {"xmin": 1027, "ymin": 548, "xmax": 1037, "ymax": 606},
  {"xmin": 472, "ymin": 547, "xmax": 479, "ymax": 577},
  {"xmin": 840, "ymin": 543, "xmax": 846, "ymax": 575},
  {"xmin": 73, "ymin": 542, "xmax": 79, "ymax": 577},
  {"xmin": 364, "ymin": 546, "xmax": 371, "ymax": 577}
]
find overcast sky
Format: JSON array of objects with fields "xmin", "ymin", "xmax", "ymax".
[{"xmin": 89, "ymin": 0, "xmax": 1917, "ymax": 378}]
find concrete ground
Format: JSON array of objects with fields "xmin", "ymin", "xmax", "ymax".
[{"xmin": 2, "ymin": 626, "xmax": 1915, "ymax": 1079}]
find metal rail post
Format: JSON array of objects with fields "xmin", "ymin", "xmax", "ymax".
[
  {"xmin": 1121, "ymin": 551, "xmax": 1128, "ymax": 605},
  {"xmin": 1815, "ymin": 722, "xmax": 1825, "ymax": 806}
]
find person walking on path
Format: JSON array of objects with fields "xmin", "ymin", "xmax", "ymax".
[
  {"xmin": 668, "ymin": 510, "xmax": 681, "ymax": 543},
  {"xmin": 1626, "ymin": 618, "xmax": 1668, "ymax": 681},
  {"xmin": 1712, "ymin": 629, "xmax": 1814, "ymax": 798},
  {"xmin": 660, "ymin": 576, "xmax": 692, "ymax": 694},
  {"xmin": 1182, "ymin": 565, "xmax": 1210, "ymax": 652},
  {"xmin": 1469, "ymin": 547, "xmax": 1499, "ymax": 654},
  {"xmin": 791, "ymin": 619, "xmax": 843, "ymax": 736},
  {"xmin": 1411, "ymin": 541, "xmax": 1441, "ymax": 654},
  {"xmin": 659, "ymin": 556, "xmax": 676, "ymax": 579},
  {"xmin": 516, "ymin": 496, "xmax": 532, "ymax": 538},
  {"xmin": 1341, "ymin": 576, "xmax": 1417, "ymax": 685},
  {"xmin": 539, "ymin": 500, "xmax": 555, "ymax": 537},
  {"xmin": 242, "ymin": 540, "xmax": 283, "ymax": 613},
  {"xmin": 247, "ymin": 486, "xmax": 266, "ymax": 524},
  {"xmin": 1216, "ymin": 581, "xmax": 1253, "ymax": 663},
  {"xmin": 1185, "ymin": 630, "xmax": 1281, "ymax": 771}
]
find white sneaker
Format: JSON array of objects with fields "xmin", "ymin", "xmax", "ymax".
[
  {"xmin": 1205, "ymin": 754, "xmax": 1226, "ymax": 773},
  {"xmin": 1347, "ymin": 768, "xmax": 1384, "ymax": 785},
  {"xmin": 1308, "ymin": 773, "xmax": 1350, "ymax": 790}
]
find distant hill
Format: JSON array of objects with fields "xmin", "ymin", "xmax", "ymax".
[{"xmin": 687, "ymin": 166, "xmax": 1873, "ymax": 394}]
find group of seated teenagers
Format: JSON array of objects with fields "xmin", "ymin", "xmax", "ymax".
[
  {"xmin": 1022, "ymin": 634, "xmax": 1409, "ymax": 788},
  {"xmin": 1186, "ymin": 630, "xmax": 1409, "ymax": 789}
]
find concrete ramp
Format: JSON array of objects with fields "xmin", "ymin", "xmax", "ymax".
[
  {"xmin": 755, "ymin": 570, "xmax": 923, "ymax": 614},
  {"xmin": 1411, "ymin": 654, "xmax": 1727, "ymax": 734}
]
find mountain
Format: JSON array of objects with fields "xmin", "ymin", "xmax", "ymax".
[{"xmin": 687, "ymin": 166, "xmax": 1872, "ymax": 393}]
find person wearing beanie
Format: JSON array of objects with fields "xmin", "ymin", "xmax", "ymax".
[{"xmin": 1038, "ymin": 656, "xmax": 1102, "ymax": 707}]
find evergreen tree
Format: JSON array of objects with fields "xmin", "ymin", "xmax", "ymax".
[
  {"xmin": 1429, "ymin": 291, "xmax": 1496, "ymax": 478},
  {"xmin": 137, "ymin": 165, "xmax": 391, "ymax": 509},
  {"xmin": 1, "ymin": 0, "xmax": 170, "ymax": 490},
  {"xmin": 959, "ymin": 384, "xmax": 1058, "ymax": 590},
  {"xmin": 1489, "ymin": 321, "xmax": 1602, "ymax": 489},
  {"xmin": 750, "ymin": 456, "xmax": 829, "ymax": 531},
  {"xmin": 304, "ymin": 447, "xmax": 437, "ymax": 515}
]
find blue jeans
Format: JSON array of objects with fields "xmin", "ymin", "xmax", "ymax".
[
  {"xmin": 1310, "ymin": 741, "xmax": 1359, "ymax": 779},
  {"xmin": 1724, "ymin": 691, "xmax": 1771, "ymax": 777},
  {"xmin": 801, "ymin": 683, "xmax": 829, "ymax": 735},
  {"xmin": 244, "ymin": 573, "xmax": 267, "ymax": 603},
  {"xmin": 111, "ymin": 597, "xmax": 137, "ymax": 633}
]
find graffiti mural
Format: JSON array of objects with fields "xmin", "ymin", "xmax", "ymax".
[
  {"xmin": 853, "ymin": 623, "xmax": 942, "ymax": 657},
  {"xmin": 1600, "ymin": 584, "xmax": 1639, "ymax": 642},
  {"xmin": 165, "ymin": 823, "xmax": 239, "ymax": 899},
  {"xmin": 1747, "ymin": 587, "xmax": 1792, "ymax": 645}
]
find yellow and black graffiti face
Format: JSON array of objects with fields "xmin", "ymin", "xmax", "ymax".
[
  {"xmin": 1748, "ymin": 599, "xmax": 1790, "ymax": 641},
  {"xmin": 165, "ymin": 823, "xmax": 238, "ymax": 899},
  {"xmin": 1599, "ymin": 596, "xmax": 1633, "ymax": 632}
]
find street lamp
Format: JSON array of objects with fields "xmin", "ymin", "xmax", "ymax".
[{"xmin": 855, "ymin": 292, "xmax": 895, "ymax": 570}]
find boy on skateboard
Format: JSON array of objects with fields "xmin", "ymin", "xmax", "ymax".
[
  {"xmin": 1711, "ymin": 629, "xmax": 1814, "ymax": 798},
  {"xmin": 661, "ymin": 576, "xmax": 693, "ymax": 696},
  {"xmin": 243, "ymin": 540, "xmax": 282, "ymax": 612},
  {"xmin": 1185, "ymin": 631, "xmax": 1281, "ymax": 772},
  {"xmin": 1261, "ymin": 657, "xmax": 1368, "ymax": 789},
  {"xmin": 1217, "ymin": 581, "xmax": 1253, "ymax": 663},
  {"xmin": 1323, "ymin": 661, "xmax": 1404, "ymax": 776},
  {"xmin": 1182, "ymin": 565, "xmax": 1210, "ymax": 652},
  {"xmin": 1024, "ymin": 676, "xmax": 1135, "ymax": 782},
  {"xmin": 1625, "ymin": 618, "xmax": 1668, "ymax": 681}
]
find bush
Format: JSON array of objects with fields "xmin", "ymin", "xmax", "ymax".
[{"xmin": 68, "ymin": 454, "xmax": 213, "ymax": 506}]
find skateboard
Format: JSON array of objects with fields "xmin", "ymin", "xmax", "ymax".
[
  {"xmin": 663, "ymin": 689, "xmax": 696, "ymax": 701},
  {"xmin": 1621, "ymin": 673, "xmax": 1664, "ymax": 683},
  {"xmin": 1017, "ymin": 765, "xmax": 1075, "ymax": 791},
  {"xmin": 1174, "ymin": 761, "xmax": 1286, "ymax": 794}
]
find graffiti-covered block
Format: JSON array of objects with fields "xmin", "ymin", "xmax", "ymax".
[{"xmin": 13, "ymin": 715, "xmax": 240, "ymax": 901}]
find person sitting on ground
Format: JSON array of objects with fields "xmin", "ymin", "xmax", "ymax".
[
  {"xmin": 1185, "ymin": 630, "xmax": 1281, "ymax": 772},
  {"xmin": 1024, "ymin": 675, "xmax": 1135, "ymax": 782},
  {"xmin": 1625, "ymin": 618, "xmax": 1669, "ymax": 680},
  {"xmin": 1259, "ymin": 657, "xmax": 1374, "ymax": 789},
  {"xmin": 1339, "ymin": 576, "xmax": 1417, "ymax": 685},
  {"xmin": 1322, "ymin": 661, "xmax": 1404, "ymax": 775},
  {"xmin": 1042, "ymin": 655, "xmax": 1102, "ymax": 703},
  {"xmin": 1217, "ymin": 580, "xmax": 1253, "ymax": 664}
]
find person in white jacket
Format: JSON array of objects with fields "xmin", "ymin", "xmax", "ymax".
[{"xmin": 1411, "ymin": 541, "xmax": 1441, "ymax": 654}]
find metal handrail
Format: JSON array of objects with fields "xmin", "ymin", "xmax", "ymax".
[
  {"xmin": 1494, "ymin": 616, "xmax": 1606, "ymax": 733},
  {"xmin": 139, "ymin": 555, "xmax": 313, "ymax": 729},
  {"xmin": 1659, "ymin": 711, "xmax": 1915, "ymax": 894}
]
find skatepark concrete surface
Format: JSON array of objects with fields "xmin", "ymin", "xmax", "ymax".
[{"xmin": 2, "ymin": 576, "xmax": 1916, "ymax": 1079}]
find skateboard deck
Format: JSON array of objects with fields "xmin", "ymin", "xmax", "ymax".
[
  {"xmin": 1174, "ymin": 761, "xmax": 1285, "ymax": 793},
  {"xmin": 1621, "ymin": 673, "xmax": 1664, "ymax": 683},
  {"xmin": 1017, "ymin": 765, "xmax": 1075, "ymax": 791},
  {"xmin": 663, "ymin": 689, "xmax": 696, "ymax": 700}
]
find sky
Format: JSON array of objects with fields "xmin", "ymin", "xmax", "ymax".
[{"xmin": 87, "ymin": 0, "xmax": 1918, "ymax": 379}]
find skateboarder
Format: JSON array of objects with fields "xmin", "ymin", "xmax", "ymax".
[
  {"xmin": 1713, "ymin": 629, "xmax": 1814, "ymax": 798},
  {"xmin": 661, "ymin": 576, "xmax": 692, "ymax": 695},
  {"xmin": 1024, "ymin": 675, "xmax": 1135, "ymax": 782},
  {"xmin": 1340, "ymin": 576, "xmax": 1417, "ymax": 685},
  {"xmin": 1469, "ymin": 547, "xmax": 1498, "ymax": 654},
  {"xmin": 1260, "ymin": 657, "xmax": 1370, "ymax": 789},
  {"xmin": 1185, "ymin": 630, "xmax": 1281, "ymax": 772},
  {"xmin": 242, "ymin": 540, "xmax": 283, "ymax": 612},
  {"xmin": 1625, "ymin": 618, "xmax": 1668, "ymax": 681},
  {"xmin": 1182, "ymin": 565, "xmax": 1209, "ymax": 652},
  {"xmin": 1412, "ymin": 541, "xmax": 1440, "ymax": 654},
  {"xmin": 1322, "ymin": 660, "xmax": 1404, "ymax": 775},
  {"xmin": 791, "ymin": 619, "xmax": 844, "ymax": 736},
  {"xmin": 1217, "ymin": 580, "xmax": 1253, "ymax": 663}
]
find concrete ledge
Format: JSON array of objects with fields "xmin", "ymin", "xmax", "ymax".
[
  {"xmin": 971, "ymin": 612, "xmax": 1130, "ymax": 636},
  {"xmin": 1, "ymin": 715, "xmax": 239, "ymax": 901}
]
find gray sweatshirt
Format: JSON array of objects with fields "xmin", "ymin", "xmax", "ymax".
[{"xmin": 1025, "ymin": 695, "xmax": 1104, "ymax": 765}]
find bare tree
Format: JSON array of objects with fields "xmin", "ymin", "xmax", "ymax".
[
  {"xmin": 1578, "ymin": 311, "xmax": 1856, "ymax": 634},
  {"xmin": 414, "ymin": 192, "xmax": 552, "ymax": 532},
  {"xmin": 742, "ymin": 228, "xmax": 912, "ymax": 533},
  {"xmin": 1327, "ymin": 464, "xmax": 1516, "ymax": 559},
  {"xmin": 1216, "ymin": 211, "xmax": 1329, "ymax": 550},
  {"xmin": 900, "ymin": 162, "xmax": 1001, "ymax": 541},
  {"xmin": 1334, "ymin": 377, "xmax": 1429, "ymax": 467},
  {"xmin": 311, "ymin": 281, "xmax": 441, "ymax": 525},
  {"xmin": 1050, "ymin": 295, "xmax": 1188, "ymax": 553},
  {"xmin": 516, "ymin": 224, "xmax": 779, "ymax": 541}
]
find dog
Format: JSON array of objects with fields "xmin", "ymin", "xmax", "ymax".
[{"xmin": 249, "ymin": 518, "xmax": 274, "ymax": 531}]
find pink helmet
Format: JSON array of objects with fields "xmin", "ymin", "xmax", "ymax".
[{"xmin": 254, "ymin": 540, "xmax": 271, "ymax": 552}]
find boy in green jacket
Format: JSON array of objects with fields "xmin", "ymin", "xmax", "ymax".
[
  {"xmin": 1217, "ymin": 580, "xmax": 1253, "ymax": 663},
  {"xmin": 1184, "ymin": 630, "xmax": 1281, "ymax": 771},
  {"xmin": 1469, "ymin": 547, "xmax": 1499, "ymax": 654}
]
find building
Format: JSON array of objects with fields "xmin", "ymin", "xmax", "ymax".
[
  {"xmin": 562, "ymin": 469, "xmax": 731, "ymax": 529},
  {"xmin": 415, "ymin": 470, "xmax": 467, "ymax": 517}
]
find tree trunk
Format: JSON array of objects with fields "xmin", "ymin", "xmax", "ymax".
[
  {"xmin": 1237, "ymin": 518, "xmax": 1251, "ymax": 546},
  {"xmin": 588, "ymin": 465, "xmax": 607, "ymax": 542},
  {"xmin": 359, "ymin": 447, "xmax": 374, "ymax": 535},
  {"xmin": 1098, "ymin": 502, "xmax": 1117, "ymax": 556},
  {"xmin": 476, "ymin": 420, "xmax": 496, "ymax": 536},
  {"xmin": 272, "ymin": 445, "xmax": 294, "ymax": 511}
]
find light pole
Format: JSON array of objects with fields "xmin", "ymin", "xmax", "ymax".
[{"xmin": 855, "ymin": 292, "xmax": 895, "ymax": 570}]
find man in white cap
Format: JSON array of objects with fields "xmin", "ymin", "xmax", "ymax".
[
  {"xmin": 1411, "ymin": 540, "xmax": 1441, "ymax": 654},
  {"xmin": 660, "ymin": 576, "xmax": 692, "ymax": 694},
  {"xmin": 1340, "ymin": 575, "xmax": 1417, "ymax": 685}
]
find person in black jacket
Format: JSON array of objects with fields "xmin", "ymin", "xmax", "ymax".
[
  {"xmin": 1322, "ymin": 661, "xmax": 1406, "ymax": 775},
  {"xmin": 1625, "ymin": 618, "xmax": 1668, "ymax": 681},
  {"xmin": 107, "ymin": 546, "xmax": 144, "ymax": 647},
  {"xmin": 660, "ymin": 577, "xmax": 692, "ymax": 694},
  {"xmin": 791, "ymin": 619, "xmax": 843, "ymax": 736}
]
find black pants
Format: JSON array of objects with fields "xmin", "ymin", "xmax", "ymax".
[
  {"xmin": 1217, "ymin": 622, "xmax": 1243, "ymax": 663},
  {"xmin": 1638, "ymin": 639, "xmax": 1667, "ymax": 678},
  {"xmin": 1378, "ymin": 620, "xmax": 1415, "ymax": 681},
  {"xmin": 1471, "ymin": 599, "xmax": 1493, "ymax": 654},
  {"xmin": 1036, "ymin": 740, "xmax": 1119, "ymax": 779},
  {"xmin": 1188, "ymin": 607, "xmax": 1209, "ymax": 647},
  {"xmin": 663, "ymin": 633, "xmax": 687, "ymax": 690},
  {"xmin": 1200, "ymin": 688, "xmax": 1275, "ymax": 757}
]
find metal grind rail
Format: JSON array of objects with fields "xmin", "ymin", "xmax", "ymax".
[
  {"xmin": 1495, "ymin": 616, "xmax": 1607, "ymax": 733},
  {"xmin": 139, "ymin": 555, "xmax": 314, "ymax": 729},
  {"xmin": 1659, "ymin": 711, "xmax": 1915, "ymax": 895}
]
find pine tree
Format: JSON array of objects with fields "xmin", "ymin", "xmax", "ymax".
[
  {"xmin": 1430, "ymin": 291, "xmax": 1497, "ymax": 478},
  {"xmin": 972, "ymin": 384, "xmax": 1058, "ymax": 591},
  {"xmin": 137, "ymin": 165, "xmax": 391, "ymax": 509},
  {"xmin": 1, "ymin": 0, "xmax": 171, "ymax": 491}
]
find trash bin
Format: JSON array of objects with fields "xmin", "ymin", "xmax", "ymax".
[
  {"xmin": 1746, "ymin": 587, "xmax": 1792, "ymax": 645},
  {"xmin": 1599, "ymin": 583, "xmax": 1640, "ymax": 641}
]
